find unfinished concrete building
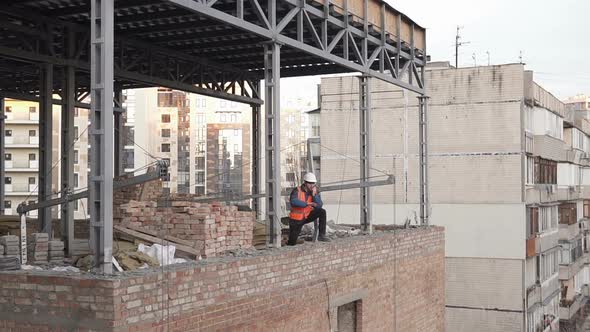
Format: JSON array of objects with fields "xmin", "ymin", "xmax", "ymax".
[
  {"xmin": 0, "ymin": 0, "xmax": 445, "ymax": 330},
  {"xmin": 319, "ymin": 63, "xmax": 590, "ymax": 331}
]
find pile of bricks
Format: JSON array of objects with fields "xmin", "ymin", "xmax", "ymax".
[
  {"xmin": 114, "ymin": 199, "xmax": 254, "ymax": 257},
  {"xmin": 70, "ymin": 239, "xmax": 91, "ymax": 257},
  {"xmin": 48, "ymin": 240, "xmax": 64, "ymax": 263},
  {"xmin": 27, "ymin": 233, "xmax": 48, "ymax": 263},
  {"xmin": 0, "ymin": 235, "xmax": 19, "ymax": 258}
]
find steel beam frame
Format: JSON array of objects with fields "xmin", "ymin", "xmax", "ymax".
[
  {"xmin": 251, "ymin": 96, "xmax": 261, "ymax": 219},
  {"xmin": 114, "ymin": 86, "xmax": 124, "ymax": 177},
  {"xmin": 167, "ymin": 0, "xmax": 426, "ymax": 94},
  {"xmin": 90, "ymin": 0, "xmax": 114, "ymax": 274},
  {"xmin": 359, "ymin": 75, "xmax": 371, "ymax": 232},
  {"xmin": 0, "ymin": 6, "xmax": 262, "ymax": 105},
  {"xmin": 418, "ymin": 95, "xmax": 429, "ymax": 225},
  {"xmin": 264, "ymin": 42, "xmax": 282, "ymax": 247},
  {"xmin": 39, "ymin": 63, "xmax": 53, "ymax": 236},
  {"xmin": 61, "ymin": 63, "xmax": 75, "ymax": 256}
]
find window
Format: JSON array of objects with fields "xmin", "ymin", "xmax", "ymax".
[
  {"xmin": 162, "ymin": 129, "xmax": 171, "ymax": 138},
  {"xmin": 195, "ymin": 186, "xmax": 205, "ymax": 196},
  {"xmin": 4, "ymin": 106, "xmax": 11, "ymax": 112},
  {"xmin": 220, "ymin": 114, "xmax": 227, "ymax": 122},
  {"xmin": 220, "ymin": 100, "xmax": 227, "ymax": 108},
  {"xmin": 286, "ymin": 172, "xmax": 296, "ymax": 182},
  {"xmin": 4, "ymin": 153, "xmax": 11, "ymax": 161},
  {"xmin": 74, "ymin": 126, "xmax": 79, "ymax": 139},
  {"xmin": 29, "ymin": 106, "xmax": 36, "ymax": 113},
  {"xmin": 540, "ymin": 251, "xmax": 558, "ymax": 281},
  {"xmin": 28, "ymin": 177, "xmax": 35, "ymax": 185},
  {"xmin": 534, "ymin": 157, "xmax": 557, "ymax": 184},
  {"xmin": 4, "ymin": 201, "xmax": 11, "ymax": 208},
  {"xmin": 4, "ymin": 177, "xmax": 11, "ymax": 184},
  {"xmin": 526, "ymin": 207, "xmax": 538, "ymax": 238},
  {"xmin": 538, "ymin": 206, "xmax": 558, "ymax": 232},
  {"xmin": 74, "ymin": 173, "xmax": 79, "ymax": 188},
  {"xmin": 197, "ymin": 114, "xmax": 205, "ymax": 125},
  {"xmin": 559, "ymin": 203, "xmax": 577, "ymax": 225},
  {"xmin": 5, "ymin": 130, "xmax": 12, "ymax": 137},
  {"xmin": 74, "ymin": 150, "xmax": 79, "ymax": 164},
  {"xmin": 195, "ymin": 157, "xmax": 205, "ymax": 169},
  {"xmin": 230, "ymin": 114, "xmax": 237, "ymax": 122},
  {"xmin": 584, "ymin": 200, "xmax": 590, "ymax": 218},
  {"xmin": 234, "ymin": 129, "xmax": 239, "ymax": 136},
  {"xmin": 161, "ymin": 144, "xmax": 171, "ymax": 152},
  {"xmin": 74, "ymin": 199, "xmax": 79, "ymax": 211},
  {"xmin": 29, "ymin": 130, "xmax": 36, "ymax": 137},
  {"xmin": 196, "ymin": 172, "xmax": 205, "ymax": 184},
  {"xmin": 29, "ymin": 153, "xmax": 36, "ymax": 161},
  {"xmin": 161, "ymin": 114, "xmax": 171, "ymax": 123}
]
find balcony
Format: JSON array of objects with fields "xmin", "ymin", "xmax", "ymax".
[
  {"xmin": 5, "ymin": 183, "xmax": 36, "ymax": 195},
  {"xmin": 559, "ymin": 223, "xmax": 581, "ymax": 241},
  {"xmin": 5, "ymin": 136, "xmax": 39, "ymax": 147},
  {"xmin": 559, "ymin": 293, "xmax": 588, "ymax": 321},
  {"xmin": 539, "ymin": 231, "xmax": 559, "ymax": 252},
  {"xmin": 559, "ymin": 252, "xmax": 588, "ymax": 281},
  {"xmin": 527, "ymin": 237, "xmax": 538, "ymax": 257},
  {"xmin": 533, "ymin": 135, "xmax": 566, "ymax": 162},
  {"xmin": 5, "ymin": 160, "xmax": 39, "ymax": 171}
]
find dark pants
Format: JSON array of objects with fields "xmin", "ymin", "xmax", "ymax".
[{"xmin": 287, "ymin": 208, "xmax": 326, "ymax": 245}]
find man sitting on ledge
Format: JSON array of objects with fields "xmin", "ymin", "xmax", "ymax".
[{"xmin": 287, "ymin": 172, "xmax": 331, "ymax": 245}]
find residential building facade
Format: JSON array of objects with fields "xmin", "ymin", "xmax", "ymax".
[
  {"xmin": 2, "ymin": 99, "xmax": 89, "ymax": 220},
  {"xmin": 319, "ymin": 64, "xmax": 590, "ymax": 331}
]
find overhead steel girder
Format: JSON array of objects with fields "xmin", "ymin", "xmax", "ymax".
[
  {"xmin": 167, "ymin": 0, "xmax": 425, "ymax": 94},
  {"xmin": 0, "ymin": 6, "xmax": 262, "ymax": 105}
]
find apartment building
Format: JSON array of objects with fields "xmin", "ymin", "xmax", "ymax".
[
  {"xmin": 564, "ymin": 94, "xmax": 590, "ymax": 112},
  {"xmin": 2, "ymin": 99, "xmax": 89, "ymax": 220},
  {"xmin": 319, "ymin": 64, "xmax": 590, "ymax": 331},
  {"xmin": 129, "ymin": 88, "xmax": 252, "ymax": 196}
]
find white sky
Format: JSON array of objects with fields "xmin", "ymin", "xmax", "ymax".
[
  {"xmin": 283, "ymin": 0, "xmax": 590, "ymax": 102},
  {"xmin": 391, "ymin": 0, "xmax": 590, "ymax": 99}
]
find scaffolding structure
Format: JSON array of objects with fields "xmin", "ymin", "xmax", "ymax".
[{"xmin": 0, "ymin": 0, "xmax": 427, "ymax": 274}]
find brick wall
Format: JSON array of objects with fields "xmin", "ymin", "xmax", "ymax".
[
  {"xmin": 114, "ymin": 200, "xmax": 254, "ymax": 257},
  {"xmin": 0, "ymin": 226, "xmax": 444, "ymax": 332}
]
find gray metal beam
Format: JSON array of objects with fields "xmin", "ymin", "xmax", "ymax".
[
  {"xmin": 90, "ymin": 0, "xmax": 114, "ymax": 274},
  {"xmin": 114, "ymin": 86, "xmax": 123, "ymax": 177},
  {"xmin": 39, "ymin": 63, "xmax": 53, "ymax": 237},
  {"xmin": 359, "ymin": 75, "xmax": 371, "ymax": 233},
  {"xmin": 0, "ymin": 91, "xmax": 90, "ymax": 109},
  {"xmin": 0, "ymin": 98, "xmax": 4, "ymax": 215},
  {"xmin": 251, "ymin": 98, "xmax": 261, "ymax": 219},
  {"xmin": 61, "ymin": 64, "xmax": 75, "ymax": 256},
  {"xmin": 264, "ymin": 43, "xmax": 282, "ymax": 247},
  {"xmin": 418, "ymin": 95, "xmax": 429, "ymax": 226}
]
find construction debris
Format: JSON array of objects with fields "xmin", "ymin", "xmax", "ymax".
[
  {"xmin": 114, "ymin": 225, "xmax": 200, "ymax": 259},
  {"xmin": 27, "ymin": 233, "xmax": 49, "ymax": 263},
  {"xmin": 113, "ymin": 251, "xmax": 159, "ymax": 271},
  {"xmin": 0, "ymin": 235, "xmax": 20, "ymax": 258}
]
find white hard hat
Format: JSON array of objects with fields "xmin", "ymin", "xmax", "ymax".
[{"xmin": 303, "ymin": 172, "xmax": 317, "ymax": 183}]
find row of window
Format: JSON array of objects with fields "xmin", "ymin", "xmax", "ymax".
[
  {"xmin": 526, "ymin": 157, "xmax": 557, "ymax": 185},
  {"xmin": 526, "ymin": 206, "xmax": 558, "ymax": 238},
  {"xmin": 4, "ymin": 174, "xmax": 79, "ymax": 187},
  {"xmin": 4, "ymin": 106, "xmax": 36, "ymax": 113},
  {"xmin": 5, "ymin": 129, "xmax": 36, "ymax": 137}
]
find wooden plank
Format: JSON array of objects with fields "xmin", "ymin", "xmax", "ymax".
[
  {"xmin": 123, "ymin": 224, "xmax": 196, "ymax": 248},
  {"xmin": 113, "ymin": 225, "xmax": 200, "ymax": 258}
]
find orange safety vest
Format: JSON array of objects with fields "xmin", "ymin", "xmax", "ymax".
[{"xmin": 289, "ymin": 187, "xmax": 313, "ymax": 221}]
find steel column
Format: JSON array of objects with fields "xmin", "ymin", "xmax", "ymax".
[
  {"xmin": 359, "ymin": 75, "xmax": 372, "ymax": 233},
  {"xmin": 114, "ymin": 86, "xmax": 123, "ymax": 177},
  {"xmin": 90, "ymin": 0, "xmax": 114, "ymax": 274},
  {"xmin": 418, "ymin": 95, "xmax": 429, "ymax": 225},
  {"xmin": 251, "ymin": 100, "xmax": 261, "ymax": 219},
  {"xmin": 39, "ymin": 63, "xmax": 53, "ymax": 236},
  {"xmin": 61, "ymin": 65, "xmax": 75, "ymax": 256},
  {"xmin": 0, "ymin": 98, "xmax": 4, "ymax": 215},
  {"xmin": 264, "ymin": 43, "xmax": 282, "ymax": 247}
]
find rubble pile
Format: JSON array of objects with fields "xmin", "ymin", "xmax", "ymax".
[{"xmin": 114, "ymin": 200, "xmax": 254, "ymax": 257}]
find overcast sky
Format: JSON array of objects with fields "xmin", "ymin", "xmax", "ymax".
[{"xmin": 392, "ymin": 0, "xmax": 590, "ymax": 99}]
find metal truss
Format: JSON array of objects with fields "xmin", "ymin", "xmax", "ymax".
[
  {"xmin": 0, "ymin": 6, "xmax": 262, "ymax": 104},
  {"xmin": 168, "ymin": 0, "xmax": 426, "ymax": 94}
]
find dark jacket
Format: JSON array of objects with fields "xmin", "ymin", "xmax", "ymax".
[{"xmin": 289, "ymin": 185, "xmax": 323, "ymax": 209}]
